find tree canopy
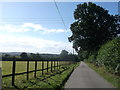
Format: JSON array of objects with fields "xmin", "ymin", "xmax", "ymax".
[
  {"xmin": 68, "ymin": 2, "xmax": 120, "ymax": 53},
  {"xmin": 60, "ymin": 50, "xmax": 69, "ymax": 60},
  {"xmin": 20, "ymin": 52, "xmax": 29, "ymax": 60},
  {"xmin": 60, "ymin": 50, "xmax": 69, "ymax": 56}
]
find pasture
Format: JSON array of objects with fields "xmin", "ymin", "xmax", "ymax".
[{"xmin": 2, "ymin": 60, "xmax": 73, "ymax": 88}]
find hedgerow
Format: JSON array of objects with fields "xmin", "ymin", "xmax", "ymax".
[{"xmin": 96, "ymin": 36, "xmax": 120, "ymax": 74}]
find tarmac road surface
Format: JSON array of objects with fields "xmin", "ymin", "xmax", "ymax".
[{"xmin": 64, "ymin": 62, "xmax": 116, "ymax": 89}]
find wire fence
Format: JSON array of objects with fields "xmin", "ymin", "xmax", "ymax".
[{"xmin": 2, "ymin": 59, "xmax": 73, "ymax": 86}]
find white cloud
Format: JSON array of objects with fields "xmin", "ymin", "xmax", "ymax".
[
  {"xmin": 0, "ymin": 23, "xmax": 73, "ymax": 54},
  {"xmin": 0, "ymin": 23, "xmax": 69, "ymax": 34},
  {"xmin": 0, "ymin": 24, "xmax": 31, "ymax": 32},
  {"xmin": 0, "ymin": 34, "xmax": 73, "ymax": 54}
]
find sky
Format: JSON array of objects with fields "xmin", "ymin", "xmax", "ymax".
[{"xmin": 0, "ymin": 1, "xmax": 119, "ymax": 54}]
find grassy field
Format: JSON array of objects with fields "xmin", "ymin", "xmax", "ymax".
[
  {"xmin": 86, "ymin": 62, "xmax": 120, "ymax": 88},
  {"xmin": 2, "ymin": 61, "xmax": 66, "ymax": 75},
  {"xmin": 2, "ymin": 61, "xmax": 79, "ymax": 89}
]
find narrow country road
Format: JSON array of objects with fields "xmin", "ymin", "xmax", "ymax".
[{"xmin": 64, "ymin": 62, "xmax": 116, "ymax": 88}]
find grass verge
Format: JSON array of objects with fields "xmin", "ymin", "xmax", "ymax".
[
  {"xmin": 2, "ymin": 62, "xmax": 80, "ymax": 89},
  {"xmin": 86, "ymin": 62, "xmax": 120, "ymax": 88}
]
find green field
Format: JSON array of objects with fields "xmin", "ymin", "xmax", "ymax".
[
  {"xmin": 2, "ymin": 61, "xmax": 75, "ymax": 89},
  {"xmin": 2, "ymin": 61, "xmax": 67, "ymax": 75}
]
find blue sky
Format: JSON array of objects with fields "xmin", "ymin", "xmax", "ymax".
[{"xmin": 0, "ymin": 2, "xmax": 119, "ymax": 54}]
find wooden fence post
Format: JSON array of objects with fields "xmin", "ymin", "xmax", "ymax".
[
  {"xmin": 59, "ymin": 61, "xmax": 60, "ymax": 69},
  {"xmin": 34, "ymin": 60, "xmax": 37, "ymax": 78},
  {"xmin": 42, "ymin": 61, "xmax": 44, "ymax": 75},
  {"xmin": 51, "ymin": 61, "xmax": 53, "ymax": 72},
  {"xmin": 54, "ymin": 61, "xmax": 55, "ymax": 70},
  {"xmin": 57, "ymin": 60, "xmax": 58, "ymax": 69},
  {"xmin": 47, "ymin": 61, "xmax": 49, "ymax": 72},
  {"xmin": 12, "ymin": 58, "xmax": 16, "ymax": 86},
  {"xmin": 27, "ymin": 61, "xmax": 29, "ymax": 80}
]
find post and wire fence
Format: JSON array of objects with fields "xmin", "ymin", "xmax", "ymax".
[{"xmin": 2, "ymin": 59, "xmax": 74, "ymax": 86}]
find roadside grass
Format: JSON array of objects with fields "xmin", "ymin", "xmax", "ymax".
[
  {"xmin": 2, "ymin": 62, "xmax": 80, "ymax": 89},
  {"xmin": 86, "ymin": 62, "xmax": 120, "ymax": 88}
]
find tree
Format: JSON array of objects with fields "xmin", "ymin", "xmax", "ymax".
[
  {"xmin": 60, "ymin": 50, "xmax": 68, "ymax": 56},
  {"xmin": 4, "ymin": 54, "xmax": 10, "ymax": 58},
  {"xmin": 68, "ymin": 53, "xmax": 79, "ymax": 62},
  {"xmin": 68, "ymin": 2, "xmax": 120, "ymax": 53},
  {"xmin": 20, "ymin": 52, "xmax": 29, "ymax": 60},
  {"xmin": 60, "ymin": 50, "xmax": 69, "ymax": 60},
  {"xmin": 28, "ymin": 53, "xmax": 41, "ymax": 60},
  {"xmin": 2, "ymin": 54, "xmax": 11, "ymax": 60}
]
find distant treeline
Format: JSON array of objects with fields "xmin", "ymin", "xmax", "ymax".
[{"xmin": 2, "ymin": 50, "xmax": 79, "ymax": 62}]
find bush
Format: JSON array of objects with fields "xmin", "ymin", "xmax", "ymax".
[
  {"xmin": 87, "ymin": 54, "xmax": 96, "ymax": 63},
  {"xmin": 78, "ymin": 50, "xmax": 90, "ymax": 61},
  {"xmin": 96, "ymin": 36, "xmax": 120, "ymax": 74}
]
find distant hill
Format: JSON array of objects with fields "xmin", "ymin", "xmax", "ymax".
[
  {"xmin": 1, "ymin": 52, "xmax": 23, "ymax": 56},
  {"xmin": 1, "ymin": 52, "xmax": 60, "ymax": 61},
  {"xmin": 1, "ymin": 52, "xmax": 59, "ymax": 57}
]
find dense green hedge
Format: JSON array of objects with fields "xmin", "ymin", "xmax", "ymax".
[
  {"xmin": 96, "ymin": 37, "xmax": 120, "ymax": 74},
  {"xmin": 87, "ymin": 36, "xmax": 120, "ymax": 75}
]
